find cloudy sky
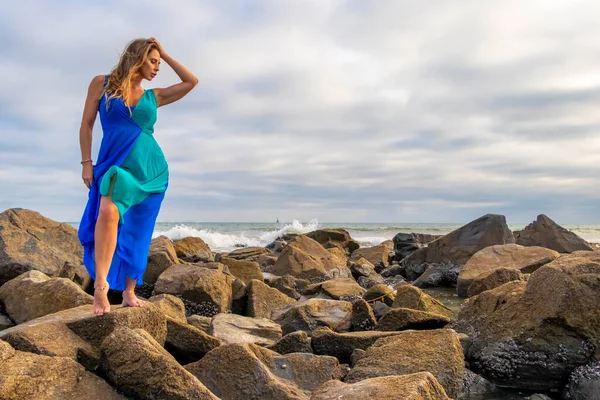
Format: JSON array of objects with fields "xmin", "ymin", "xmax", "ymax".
[{"xmin": 1, "ymin": 0, "xmax": 599, "ymax": 224}]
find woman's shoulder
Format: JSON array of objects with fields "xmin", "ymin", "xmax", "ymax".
[{"xmin": 88, "ymin": 75, "xmax": 107, "ymax": 99}]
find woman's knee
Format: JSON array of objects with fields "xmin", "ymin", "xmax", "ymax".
[{"xmin": 98, "ymin": 197, "xmax": 119, "ymax": 223}]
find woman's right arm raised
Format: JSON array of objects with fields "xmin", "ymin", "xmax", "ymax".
[{"xmin": 79, "ymin": 75, "xmax": 105, "ymax": 189}]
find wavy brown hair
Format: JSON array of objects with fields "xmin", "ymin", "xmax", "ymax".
[{"xmin": 104, "ymin": 38, "xmax": 157, "ymax": 112}]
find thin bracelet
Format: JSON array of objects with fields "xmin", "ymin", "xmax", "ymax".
[{"xmin": 81, "ymin": 159, "xmax": 93, "ymax": 164}]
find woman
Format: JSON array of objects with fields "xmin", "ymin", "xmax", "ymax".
[{"xmin": 78, "ymin": 38, "xmax": 198, "ymax": 316}]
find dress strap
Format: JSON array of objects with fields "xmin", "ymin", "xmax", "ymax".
[{"xmin": 103, "ymin": 75, "xmax": 108, "ymax": 88}]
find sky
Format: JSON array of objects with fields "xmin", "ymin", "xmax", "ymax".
[{"xmin": 1, "ymin": 0, "xmax": 599, "ymax": 224}]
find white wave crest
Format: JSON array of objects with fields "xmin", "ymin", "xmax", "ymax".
[{"xmin": 153, "ymin": 219, "xmax": 321, "ymax": 251}]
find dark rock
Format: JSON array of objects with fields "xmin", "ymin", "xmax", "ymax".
[
  {"xmin": 458, "ymin": 369, "xmax": 500, "ymax": 400},
  {"xmin": 412, "ymin": 262, "xmax": 461, "ymax": 288},
  {"xmin": 515, "ymin": 214, "xmax": 593, "ymax": 253},
  {"xmin": 404, "ymin": 214, "xmax": 514, "ymax": 266},
  {"xmin": 306, "ymin": 229, "xmax": 360, "ymax": 255},
  {"xmin": 563, "ymin": 361, "xmax": 600, "ymax": 400}
]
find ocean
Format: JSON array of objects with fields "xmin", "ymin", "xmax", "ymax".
[{"xmin": 141, "ymin": 220, "xmax": 600, "ymax": 253}]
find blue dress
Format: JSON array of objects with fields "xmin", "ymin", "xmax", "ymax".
[{"xmin": 78, "ymin": 78, "xmax": 169, "ymax": 291}]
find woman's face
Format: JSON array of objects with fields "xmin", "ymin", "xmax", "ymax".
[{"xmin": 139, "ymin": 48, "xmax": 160, "ymax": 81}]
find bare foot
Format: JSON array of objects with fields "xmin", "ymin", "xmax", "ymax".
[
  {"xmin": 93, "ymin": 282, "xmax": 111, "ymax": 316},
  {"xmin": 122, "ymin": 290, "xmax": 144, "ymax": 308}
]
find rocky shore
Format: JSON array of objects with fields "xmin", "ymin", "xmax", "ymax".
[{"xmin": 0, "ymin": 208, "xmax": 598, "ymax": 399}]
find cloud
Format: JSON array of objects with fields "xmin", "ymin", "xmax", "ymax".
[{"xmin": 0, "ymin": 0, "xmax": 599, "ymax": 224}]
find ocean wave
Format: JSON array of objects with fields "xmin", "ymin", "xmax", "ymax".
[{"xmin": 152, "ymin": 219, "xmax": 320, "ymax": 250}]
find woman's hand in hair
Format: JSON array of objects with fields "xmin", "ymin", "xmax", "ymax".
[{"xmin": 149, "ymin": 37, "xmax": 167, "ymax": 57}]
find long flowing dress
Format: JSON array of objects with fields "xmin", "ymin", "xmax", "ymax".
[{"xmin": 78, "ymin": 77, "xmax": 169, "ymax": 291}]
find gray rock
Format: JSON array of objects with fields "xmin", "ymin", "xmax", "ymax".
[
  {"xmin": 209, "ymin": 313, "xmax": 282, "ymax": 346},
  {"xmin": 515, "ymin": 214, "xmax": 593, "ymax": 253}
]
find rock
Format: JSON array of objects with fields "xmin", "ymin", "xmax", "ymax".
[
  {"xmin": 144, "ymin": 235, "xmax": 178, "ymax": 284},
  {"xmin": 57, "ymin": 262, "xmax": 92, "ymax": 290},
  {"xmin": 1, "ymin": 321, "xmax": 100, "ymax": 370},
  {"xmin": 187, "ymin": 315, "xmax": 212, "ymax": 332},
  {"xmin": 564, "ymin": 361, "xmax": 600, "ymax": 400},
  {"xmin": 100, "ymin": 326, "xmax": 217, "ymax": 399},
  {"xmin": 257, "ymin": 254, "xmax": 278, "ymax": 272},
  {"xmin": 371, "ymin": 301, "xmax": 390, "ymax": 320},
  {"xmin": 227, "ymin": 246, "xmax": 272, "ymax": 260},
  {"xmin": 273, "ymin": 235, "xmax": 352, "ymax": 281},
  {"xmin": 231, "ymin": 277, "xmax": 248, "ymax": 314},
  {"xmin": 529, "ymin": 395, "xmax": 553, "ymax": 400},
  {"xmin": 404, "ymin": 214, "xmax": 514, "ymax": 266},
  {"xmin": 311, "ymin": 327, "xmax": 406, "ymax": 364},
  {"xmin": 393, "ymin": 233, "xmax": 423, "ymax": 261},
  {"xmin": 454, "ymin": 251, "xmax": 600, "ymax": 392},
  {"xmin": 209, "ymin": 313, "xmax": 282, "ymax": 346},
  {"xmin": 0, "ymin": 345, "xmax": 126, "ymax": 399},
  {"xmin": 0, "ymin": 303, "xmax": 167, "ymax": 348},
  {"xmin": 173, "ymin": 236, "xmax": 213, "ymax": 262},
  {"xmin": 303, "ymin": 278, "xmax": 365, "ymax": 301},
  {"xmin": 148, "ymin": 293, "xmax": 187, "ymax": 323},
  {"xmin": 335, "ymin": 299, "xmax": 377, "ymax": 332},
  {"xmin": 246, "ymin": 279, "xmax": 296, "ymax": 319},
  {"xmin": 220, "ymin": 256, "xmax": 263, "ymax": 284},
  {"xmin": 349, "ymin": 241, "xmax": 394, "ymax": 269},
  {"xmin": 165, "ymin": 319, "xmax": 221, "ymax": 364},
  {"xmin": 186, "ymin": 343, "xmax": 343, "ymax": 399},
  {"xmin": 0, "ymin": 208, "xmax": 83, "ymax": 287},
  {"xmin": 459, "ymin": 369, "xmax": 499, "ymax": 400},
  {"xmin": 363, "ymin": 284, "xmax": 395, "ymax": 306},
  {"xmin": 154, "ymin": 263, "xmax": 234, "ymax": 313},
  {"xmin": 272, "ymin": 298, "xmax": 353, "ymax": 336},
  {"xmin": 466, "ymin": 268, "xmax": 525, "ymax": 297},
  {"xmin": 357, "ymin": 274, "xmax": 385, "ymax": 289},
  {"xmin": 393, "ymin": 285, "xmax": 454, "ymax": 319},
  {"xmin": 327, "ymin": 247, "xmax": 348, "ymax": 265},
  {"xmin": 515, "ymin": 214, "xmax": 593, "ymax": 253},
  {"xmin": 380, "ymin": 264, "xmax": 406, "ymax": 278},
  {"xmin": 412, "ymin": 262, "xmax": 461, "ymax": 288},
  {"xmin": 269, "ymin": 275, "xmax": 310, "ymax": 300},
  {"xmin": 345, "ymin": 329, "xmax": 465, "ymax": 398},
  {"xmin": 376, "ymin": 308, "xmax": 450, "ymax": 331},
  {"xmin": 0, "ymin": 270, "xmax": 92, "ymax": 324},
  {"xmin": 457, "ymin": 244, "xmax": 560, "ymax": 298},
  {"xmin": 311, "ymin": 372, "xmax": 450, "ymax": 400},
  {"xmin": 0, "ymin": 339, "xmax": 15, "ymax": 361},
  {"xmin": 0, "ymin": 313, "xmax": 13, "ymax": 330},
  {"xmin": 405, "ymin": 263, "xmax": 429, "ymax": 281},
  {"xmin": 266, "ymin": 330, "xmax": 313, "ymax": 354},
  {"xmin": 349, "ymin": 257, "xmax": 376, "ymax": 278},
  {"xmin": 306, "ymin": 229, "xmax": 360, "ymax": 255}
]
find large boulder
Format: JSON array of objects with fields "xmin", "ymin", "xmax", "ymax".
[
  {"xmin": 154, "ymin": 263, "xmax": 234, "ymax": 313},
  {"xmin": 144, "ymin": 235, "xmax": 178, "ymax": 284},
  {"xmin": 100, "ymin": 326, "xmax": 218, "ymax": 399},
  {"xmin": 0, "ymin": 303, "xmax": 168, "ymax": 348},
  {"xmin": 311, "ymin": 327, "xmax": 405, "ymax": 364},
  {"xmin": 515, "ymin": 214, "xmax": 593, "ymax": 253},
  {"xmin": 165, "ymin": 319, "xmax": 222, "ymax": 364},
  {"xmin": 376, "ymin": 308, "xmax": 450, "ymax": 331},
  {"xmin": 303, "ymin": 278, "xmax": 365, "ymax": 300},
  {"xmin": 246, "ymin": 279, "xmax": 296, "ymax": 319},
  {"xmin": 219, "ymin": 256, "xmax": 263, "ymax": 284},
  {"xmin": 457, "ymin": 244, "xmax": 560, "ymax": 298},
  {"xmin": 349, "ymin": 241, "xmax": 394, "ymax": 269},
  {"xmin": 209, "ymin": 313, "xmax": 282, "ymax": 346},
  {"xmin": 403, "ymin": 214, "xmax": 514, "ymax": 266},
  {"xmin": 273, "ymin": 235, "xmax": 351, "ymax": 281},
  {"xmin": 185, "ymin": 343, "xmax": 343, "ymax": 399},
  {"xmin": 306, "ymin": 229, "xmax": 360, "ymax": 255},
  {"xmin": 0, "ymin": 321, "xmax": 100, "ymax": 370},
  {"xmin": 0, "ymin": 270, "xmax": 92, "ymax": 323},
  {"xmin": 311, "ymin": 372, "xmax": 450, "ymax": 400},
  {"xmin": 173, "ymin": 236, "xmax": 213, "ymax": 262},
  {"xmin": 272, "ymin": 298, "xmax": 353, "ymax": 335},
  {"xmin": 392, "ymin": 285, "xmax": 454, "ymax": 319},
  {"xmin": 147, "ymin": 293, "xmax": 187, "ymax": 323},
  {"xmin": 454, "ymin": 251, "xmax": 600, "ymax": 392},
  {"xmin": 0, "ymin": 341, "xmax": 124, "ymax": 399},
  {"xmin": 0, "ymin": 208, "xmax": 83, "ymax": 286},
  {"xmin": 466, "ymin": 268, "xmax": 525, "ymax": 298},
  {"xmin": 345, "ymin": 329, "xmax": 465, "ymax": 398},
  {"xmin": 226, "ymin": 246, "xmax": 272, "ymax": 261}
]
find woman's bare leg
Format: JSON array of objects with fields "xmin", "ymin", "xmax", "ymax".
[
  {"xmin": 122, "ymin": 276, "xmax": 144, "ymax": 307},
  {"xmin": 93, "ymin": 195, "xmax": 119, "ymax": 316}
]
